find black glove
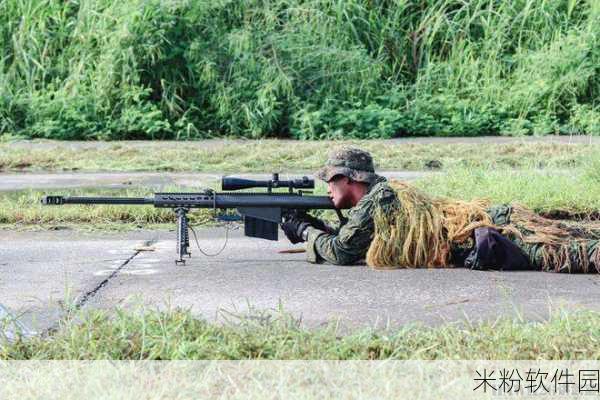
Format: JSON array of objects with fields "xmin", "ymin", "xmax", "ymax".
[
  {"xmin": 295, "ymin": 212, "xmax": 334, "ymax": 234},
  {"xmin": 281, "ymin": 217, "xmax": 310, "ymax": 244}
]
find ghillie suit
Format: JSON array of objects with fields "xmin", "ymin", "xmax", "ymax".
[{"xmin": 366, "ymin": 181, "xmax": 600, "ymax": 273}]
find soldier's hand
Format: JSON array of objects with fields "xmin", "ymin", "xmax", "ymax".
[
  {"xmin": 281, "ymin": 217, "xmax": 310, "ymax": 244},
  {"xmin": 295, "ymin": 213, "xmax": 334, "ymax": 234}
]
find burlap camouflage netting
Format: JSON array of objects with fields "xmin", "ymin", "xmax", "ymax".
[{"xmin": 366, "ymin": 181, "xmax": 600, "ymax": 273}]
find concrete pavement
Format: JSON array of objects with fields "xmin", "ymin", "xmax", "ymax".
[{"xmin": 2, "ymin": 228, "xmax": 599, "ymax": 335}]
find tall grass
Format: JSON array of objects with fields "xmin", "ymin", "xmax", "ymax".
[{"xmin": 1, "ymin": 0, "xmax": 599, "ymax": 139}]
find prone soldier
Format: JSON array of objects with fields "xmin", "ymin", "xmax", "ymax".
[{"xmin": 281, "ymin": 147, "xmax": 600, "ymax": 273}]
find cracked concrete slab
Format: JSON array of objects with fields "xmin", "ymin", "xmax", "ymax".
[
  {"xmin": 2, "ymin": 228, "xmax": 599, "ymax": 332},
  {"xmin": 0, "ymin": 230, "xmax": 151, "ymax": 333}
]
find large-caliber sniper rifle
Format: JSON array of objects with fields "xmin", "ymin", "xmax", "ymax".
[{"xmin": 41, "ymin": 174, "xmax": 344, "ymax": 264}]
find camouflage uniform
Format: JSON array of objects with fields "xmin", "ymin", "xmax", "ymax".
[
  {"xmin": 306, "ymin": 147, "xmax": 600, "ymax": 272},
  {"xmin": 305, "ymin": 147, "xmax": 399, "ymax": 265},
  {"xmin": 305, "ymin": 175, "xmax": 397, "ymax": 264}
]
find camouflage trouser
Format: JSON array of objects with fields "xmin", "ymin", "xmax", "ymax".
[{"xmin": 487, "ymin": 205, "xmax": 600, "ymax": 273}]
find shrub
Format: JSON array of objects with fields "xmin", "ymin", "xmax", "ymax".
[{"xmin": 0, "ymin": 0, "xmax": 598, "ymax": 139}]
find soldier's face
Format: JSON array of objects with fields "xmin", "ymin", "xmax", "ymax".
[{"xmin": 327, "ymin": 176, "xmax": 353, "ymax": 208}]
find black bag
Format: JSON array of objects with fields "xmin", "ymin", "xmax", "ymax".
[{"xmin": 463, "ymin": 227, "xmax": 531, "ymax": 271}]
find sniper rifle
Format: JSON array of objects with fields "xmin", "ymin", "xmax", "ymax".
[{"xmin": 41, "ymin": 174, "xmax": 345, "ymax": 264}]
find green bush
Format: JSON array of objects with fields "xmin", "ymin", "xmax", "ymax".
[{"xmin": 0, "ymin": 0, "xmax": 599, "ymax": 139}]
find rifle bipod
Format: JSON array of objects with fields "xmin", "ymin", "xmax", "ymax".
[{"xmin": 175, "ymin": 208, "xmax": 191, "ymax": 264}]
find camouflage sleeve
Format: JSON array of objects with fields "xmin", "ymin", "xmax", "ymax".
[
  {"xmin": 305, "ymin": 209, "xmax": 374, "ymax": 265},
  {"xmin": 305, "ymin": 182, "xmax": 398, "ymax": 265},
  {"xmin": 315, "ymin": 219, "xmax": 340, "ymax": 235}
]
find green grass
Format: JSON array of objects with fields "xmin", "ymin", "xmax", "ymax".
[
  {"xmin": 0, "ymin": 222, "xmax": 177, "ymax": 233},
  {"xmin": 1, "ymin": 0, "xmax": 599, "ymax": 138},
  {"xmin": 414, "ymin": 166, "xmax": 600, "ymax": 218},
  {"xmin": 2, "ymin": 306, "xmax": 599, "ymax": 360},
  {"xmin": 2, "ymin": 163, "xmax": 600, "ymax": 228},
  {"xmin": 1, "ymin": 140, "xmax": 599, "ymax": 172}
]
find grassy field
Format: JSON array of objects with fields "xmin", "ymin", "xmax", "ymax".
[
  {"xmin": 1, "ymin": 140, "xmax": 599, "ymax": 172},
  {"xmin": 2, "ymin": 306, "xmax": 599, "ymax": 360},
  {"xmin": 3, "ymin": 164, "xmax": 600, "ymax": 229}
]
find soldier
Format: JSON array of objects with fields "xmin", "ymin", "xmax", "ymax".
[
  {"xmin": 281, "ymin": 146, "xmax": 600, "ymax": 273},
  {"xmin": 280, "ymin": 147, "xmax": 398, "ymax": 265}
]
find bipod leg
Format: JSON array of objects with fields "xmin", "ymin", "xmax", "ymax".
[{"xmin": 175, "ymin": 207, "xmax": 191, "ymax": 265}]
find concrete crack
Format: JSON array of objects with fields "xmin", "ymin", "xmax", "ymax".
[
  {"xmin": 74, "ymin": 239, "xmax": 155, "ymax": 309},
  {"xmin": 41, "ymin": 239, "xmax": 155, "ymax": 336}
]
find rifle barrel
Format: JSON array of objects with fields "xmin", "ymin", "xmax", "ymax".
[
  {"xmin": 42, "ymin": 193, "xmax": 336, "ymax": 209},
  {"xmin": 42, "ymin": 195, "xmax": 153, "ymax": 205}
]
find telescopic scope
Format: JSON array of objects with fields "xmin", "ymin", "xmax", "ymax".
[{"xmin": 222, "ymin": 173, "xmax": 314, "ymax": 192}]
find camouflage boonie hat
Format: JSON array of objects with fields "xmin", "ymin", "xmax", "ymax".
[{"xmin": 315, "ymin": 147, "xmax": 377, "ymax": 183}]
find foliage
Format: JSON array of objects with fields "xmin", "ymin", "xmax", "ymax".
[{"xmin": 1, "ymin": 0, "xmax": 599, "ymax": 139}]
